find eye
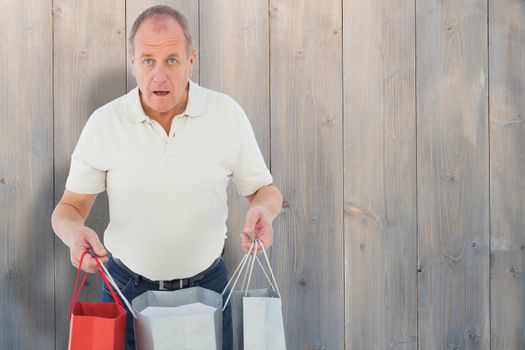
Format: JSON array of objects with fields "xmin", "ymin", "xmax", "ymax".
[
  {"xmin": 143, "ymin": 58, "xmax": 153, "ymax": 65},
  {"xmin": 167, "ymin": 57, "xmax": 177, "ymax": 64}
]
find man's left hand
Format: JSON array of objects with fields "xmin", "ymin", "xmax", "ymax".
[{"xmin": 240, "ymin": 205, "xmax": 273, "ymax": 255}]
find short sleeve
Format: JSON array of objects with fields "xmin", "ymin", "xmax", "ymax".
[
  {"xmin": 231, "ymin": 111, "xmax": 273, "ymax": 196},
  {"xmin": 65, "ymin": 116, "xmax": 107, "ymax": 194}
]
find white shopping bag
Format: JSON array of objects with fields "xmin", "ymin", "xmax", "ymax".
[
  {"xmin": 223, "ymin": 240, "xmax": 286, "ymax": 350},
  {"xmin": 132, "ymin": 287, "xmax": 223, "ymax": 350},
  {"xmin": 99, "ymin": 260, "xmax": 222, "ymax": 350}
]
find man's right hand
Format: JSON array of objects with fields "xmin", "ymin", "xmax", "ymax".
[
  {"xmin": 68, "ymin": 226, "xmax": 108, "ymax": 273},
  {"xmin": 51, "ymin": 190, "xmax": 105, "ymax": 273}
]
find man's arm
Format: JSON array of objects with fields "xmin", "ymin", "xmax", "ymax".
[
  {"xmin": 51, "ymin": 190, "xmax": 108, "ymax": 272},
  {"xmin": 245, "ymin": 184, "xmax": 283, "ymax": 220},
  {"xmin": 241, "ymin": 184, "xmax": 283, "ymax": 253}
]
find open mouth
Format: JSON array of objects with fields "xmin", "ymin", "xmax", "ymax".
[{"xmin": 153, "ymin": 91, "xmax": 170, "ymax": 96}]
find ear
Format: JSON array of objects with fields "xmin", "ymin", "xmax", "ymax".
[
  {"xmin": 129, "ymin": 52, "xmax": 136, "ymax": 78},
  {"xmin": 187, "ymin": 49, "xmax": 196, "ymax": 77}
]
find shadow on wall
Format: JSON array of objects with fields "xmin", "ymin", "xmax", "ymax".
[{"xmin": 11, "ymin": 66, "xmax": 123, "ymax": 348}]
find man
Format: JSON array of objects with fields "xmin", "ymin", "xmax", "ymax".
[{"xmin": 51, "ymin": 5, "xmax": 283, "ymax": 350}]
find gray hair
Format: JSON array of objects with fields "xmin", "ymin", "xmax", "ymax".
[{"xmin": 128, "ymin": 5, "xmax": 193, "ymax": 55}]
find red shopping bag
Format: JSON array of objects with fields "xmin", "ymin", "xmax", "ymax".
[{"xmin": 68, "ymin": 251, "xmax": 127, "ymax": 350}]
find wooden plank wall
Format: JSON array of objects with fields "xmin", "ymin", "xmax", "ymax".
[
  {"xmin": 52, "ymin": 1, "xmax": 126, "ymax": 348},
  {"xmin": 344, "ymin": 0, "xmax": 417, "ymax": 348},
  {"xmin": 417, "ymin": 1, "xmax": 490, "ymax": 348},
  {"xmin": 0, "ymin": 1, "xmax": 54, "ymax": 349},
  {"xmin": 489, "ymin": 0, "xmax": 525, "ymax": 348},
  {"xmin": 270, "ymin": 1, "xmax": 344, "ymax": 348},
  {"xmin": 1, "ymin": 0, "xmax": 524, "ymax": 349}
]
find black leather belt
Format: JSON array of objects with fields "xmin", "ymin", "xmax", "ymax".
[{"xmin": 111, "ymin": 255, "xmax": 222, "ymax": 291}]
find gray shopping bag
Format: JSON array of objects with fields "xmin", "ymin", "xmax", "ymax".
[
  {"xmin": 223, "ymin": 240, "xmax": 286, "ymax": 350},
  {"xmin": 132, "ymin": 287, "xmax": 223, "ymax": 350}
]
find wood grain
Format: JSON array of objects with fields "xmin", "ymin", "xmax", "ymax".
[
  {"xmin": 417, "ymin": 1, "xmax": 490, "ymax": 348},
  {"xmin": 489, "ymin": 0, "xmax": 525, "ymax": 348},
  {"xmin": 270, "ymin": 0, "xmax": 344, "ymax": 348},
  {"xmin": 0, "ymin": 0, "xmax": 54, "ymax": 349},
  {"xmin": 53, "ymin": 1, "xmax": 126, "ymax": 348},
  {"xmin": 344, "ymin": 0, "xmax": 417, "ymax": 348}
]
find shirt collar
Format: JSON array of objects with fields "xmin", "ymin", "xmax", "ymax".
[{"xmin": 125, "ymin": 79, "xmax": 206, "ymax": 123}]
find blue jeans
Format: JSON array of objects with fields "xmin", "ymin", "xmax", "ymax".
[{"xmin": 102, "ymin": 255, "xmax": 233, "ymax": 350}]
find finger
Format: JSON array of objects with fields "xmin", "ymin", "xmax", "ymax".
[
  {"xmin": 241, "ymin": 241, "xmax": 255, "ymax": 254},
  {"xmin": 71, "ymin": 248, "xmax": 89, "ymax": 268},
  {"xmin": 82, "ymin": 260, "xmax": 98, "ymax": 273},
  {"xmin": 241, "ymin": 237, "xmax": 260, "ymax": 254},
  {"xmin": 253, "ymin": 235, "xmax": 270, "ymax": 249},
  {"xmin": 240, "ymin": 232, "xmax": 252, "ymax": 244},
  {"xmin": 241, "ymin": 235, "xmax": 265, "ymax": 255},
  {"xmin": 243, "ymin": 211, "xmax": 260, "ymax": 236},
  {"xmin": 86, "ymin": 252, "xmax": 108, "ymax": 269},
  {"xmin": 85, "ymin": 232, "xmax": 107, "ymax": 258},
  {"xmin": 248, "ymin": 240, "xmax": 259, "ymax": 255},
  {"xmin": 240, "ymin": 232, "xmax": 255, "ymax": 253},
  {"xmin": 74, "ymin": 253, "xmax": 99, "ymax": 273}
]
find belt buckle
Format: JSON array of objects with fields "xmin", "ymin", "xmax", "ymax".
[
  {"xmin": 159, "ymin": 279, "xmax": 185, "ymax": 291},
  {"xmin": 159, "ymin": 281, "xmax": 167, "ymax": 291}
]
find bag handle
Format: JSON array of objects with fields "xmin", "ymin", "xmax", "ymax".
[
  {"xmin": 257, "ymin": 240, "xmax": 282, "ymax": 299},
  {"xmin": 221, "ymin": 240, "xmax": 282, "ymax": 311},
  {"xmin": 96, "ymin": 257, "xmax": 137, "ymax": 319},
  {"xmin": 69, "ymin": 251, "xmax": 124, "ymax": 319},
  {"xmin": 253, "ymin": 253, "xmax": 277, "ymax": 293},
  {"xmin": 239, "ymin": 245, "xmax": 279, "ymax": 295},
  {"xmin": 240, "ymin": 241, "xmax": 259, "ymax": 295},
  {"xmin": 221, "ymin": 241, "xmax": 257, "ymax": 311},
  {"xmin": 241, "ymin": 240, "xmax": 281, "ymax": 298},
  {"xmin": 69, "ymin": 252, "xmax": 90, "ymax": 318}
]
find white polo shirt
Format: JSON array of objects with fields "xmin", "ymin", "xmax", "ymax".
[{"xmin": 65, "ymin": 79, "xmax": 273, "ymax": 280}]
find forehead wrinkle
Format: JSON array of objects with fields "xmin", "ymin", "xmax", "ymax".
[
  {"xmin": 138, "ymin": 38, "xmax": 184, "ymax": 48},
  {"xmin": 135, "ymin": 34, "xmax": 186, "ymax": 49},
  {"xmin": 135, "ymin": 39, "xmax": 187, "ymax": 57}
]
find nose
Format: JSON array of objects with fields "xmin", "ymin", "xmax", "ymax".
[{"xmin": 152, "ymin": 64, "xmax": 167, "ymax": 83}]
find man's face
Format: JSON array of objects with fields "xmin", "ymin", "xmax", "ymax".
[{"xmin": 130, "ymin": 17, "xmax": 195, "ymax": 115}]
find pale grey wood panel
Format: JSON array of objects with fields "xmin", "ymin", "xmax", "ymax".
[
  {"xmin": 270, "ymin": 0, "xmax": 344, "ymax": 348},
  {"xmin": 343, "ymin": 0, "xmax": 417, "ymax": 348},
  {"xmin": 199, "ymin": 0, "xmax": 270, "ymax": 291},
  {"xmin": 489, "ymin": 0, "xmax": 525, "ymax": 348},
  {"xmin": 417, "ymin": 1, "xmax": 490, "ymax": 348},
  {"xmin": 53, "ymin": 1, "xmax": 126, "ymax": 348},
  {"xmin": 0, "ymin": 1, "xmax": 54, "ymax": 349},
  {"xmin": 126, "ymin": 1, "xmax": 200, "ymax": 91}
]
